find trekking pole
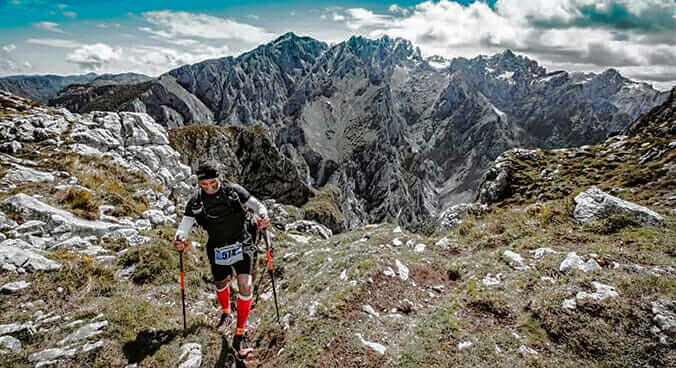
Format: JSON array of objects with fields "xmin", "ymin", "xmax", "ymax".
[
  {"xmin": 263, "ymin": 229, "xmax": 281, "ymax": 323},
  {"xmin": 179, "ymin": 248, "xmax": 187, "ymax": 331}
]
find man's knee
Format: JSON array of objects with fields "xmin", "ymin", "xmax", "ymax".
[
  {"xmin": 237, "ymin": 275, "xmax": 253, "ymax": 295},
  {"xmin": 215, "ymin": 277, "xmax": 232, "ymax": 289}
]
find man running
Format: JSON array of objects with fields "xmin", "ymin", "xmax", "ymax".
[{"xmin": 174, "ymin": 160, "xmax": 270, "ymax": 359}]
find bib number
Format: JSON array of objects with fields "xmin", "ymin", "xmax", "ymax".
[{"xmin": 214, "ymin": 244, "xmax": 244, "ymax": 266}]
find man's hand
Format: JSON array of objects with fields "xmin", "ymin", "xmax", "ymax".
[
  {"xmin": 174, "ymin": 239, "xmax": 188, "ymax": 252},
  {"xmin": 256, "ymin": 215, "xmax": 271, "ymax": 230}
]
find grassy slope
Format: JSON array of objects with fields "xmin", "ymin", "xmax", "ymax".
[{"xmin": 1, "ymin": 98, "xmax": 674, "ymax": 367}]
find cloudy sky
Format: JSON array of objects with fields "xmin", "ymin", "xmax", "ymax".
[{"xmin": 0, "ymin": 0, "xmax": 674, "ymax": 90}]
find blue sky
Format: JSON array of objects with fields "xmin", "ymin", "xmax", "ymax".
[{"xmin": 0, "ymin": 0, "xmax": 674, "ymax": 90}]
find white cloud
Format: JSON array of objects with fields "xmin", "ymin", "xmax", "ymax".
[
  {"xmin": 332, "ymin": 13, "xmax": 345, "ymax": 21},
  {"xmin": 388, "ymin": 4, "xmax": 410, "ymax": 16},
  {"xmin": 0, "ymin": 56, "xmax": 32, "ymax": 76},
  {"xmin": 3, "ymin": 44, "xmax": 17, "ymax": 53},
  {"xmin": 328, "ymin": 0, "xmax": 676, "ymax": 87},
  {"xmin": 247, "ymin": 14, "xmax": 260, "ymax": 20},
  {"xmin": 496, "ymin": 0, "xmax": 676, "ymax": 26},
  {"xmin": 320, "ymin": 14, "xmax": 327, "ymax": 20},
  {"xmin": 345, "ymin": 8, "xmax": 392, "ymax": 30},
  {"xmin": 63, "ymin": 11, "xmax": 77, "ymax": 18},
  {"xmin": 165, "ymin": 38, "xmax": 201, "ymax": 46},
  {"xmin": 26, "ymin": 38, "xmax": 82, "ymax": 48},
  {"xmin": 141, "ymin": 10, "xmax": 274, "ymax": 43},
  {"xmin": 66, "ymin": 43, "xmax": 122, "ymax": 70},
  {"xmin": 290, "ymin": 11, "xmax": 297, "ymax": 16},
  {"xmin": 96, "ymin": 23, "xmax": 108, "ymax": 29},
  {"xmin": 126, "ymin": 44, "xmax": 232, "ymax": 75},
  {"xmin": 34, "ymin": 21, "xmax": 64, "ymax": 33}
]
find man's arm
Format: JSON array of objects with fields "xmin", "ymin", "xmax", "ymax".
[
  {"xmin": 244, "ymin": 196, "xmax": 268, "ymax": 219},
  {"xmin": 174, "ymin": 196, "xmax": 198, "ymax": 251},
  {"xmin": 230, "ymin": 183, "xmax": 269, "ymax": 219},
  {"xmin": 175, "ymin": 216, "xmax": 196, "ymax": 241}
]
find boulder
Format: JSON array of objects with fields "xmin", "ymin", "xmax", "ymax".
[
  {"xmin": 559, "ymin": 252, "xmax": 601, "ymax": 273},
  {"xmin": 576, "ymin": 282, "xmax": 619, "ymax": 301},
  {"xmin": 284, "ymin": 220, "xmax": 332, "ymax": 240},
  {"xmin": 58, "ymin": 321, "xmax": 108, "ymax": 346},
  {"xmin": 2, "ymin": 165, "xmax": 55, "ymax": 183},
  {"xmin": 0, "ymin": 336, "xmax": 22, "ymax": 353},
  {"xmin": 651, "ymin": 299, "xmax": 675, "ymax": 345},
  {"xmin": 0, "ymin": 212, "xmax": 17, "ymax": 231},
  {"xmin": 437, "ymin": 203, "xmax": 474, "ymax": 231},
  {"xmin": 178, "ymin": 343, "xmax": 202, "ymax": 368},
  {"xmin": 573, "ymin": 186, "xmax": 664, "ymax": 225},
  {"xmin": 1, "ymin": 280, "xmax": 31, "ymax": 294},
  {"xmin": 0, "ymin": 244, "xmax": 61, "ymax": 272},
  {"xmin": 2, "ymin": 193, "xmax": 124, "ymax": 237}
]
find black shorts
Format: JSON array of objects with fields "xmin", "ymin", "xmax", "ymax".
[{"xmin": 206, "ymin": 242, "xmax": 258, "ymax": 282}]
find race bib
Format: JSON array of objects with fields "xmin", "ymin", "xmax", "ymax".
[{"xmin": 214, "ymin": 243, "xmax": 244, "ymax": 266}]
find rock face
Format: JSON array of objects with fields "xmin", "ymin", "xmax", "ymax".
[
  {"xmin": 0, "ymin": 91, "xmax": 194, "ymax": 205},
  {"xmin": 573, "ymin": 186, "xmax": 664, "ymax": 225},
  {"xmin": 0, "ymin": 91, "xmax": 198, "ymax": 271},
  {"xmin": 624, "ymin": 86, "xmax": 676, "ymax": 137},
  {"xmin": 169, "ymin": 124, "xmax": 312, "ymax": 207},
  {"xmin": 122, "ymin": 75, "xmax": 215, "ymax": 128},
  {"xmin": 52, "ymin": 34, "xmax": 668, "ymax": 230},
  {"xmin": 476, "ymin": 87, "xmax": 675, "ymax": 209}
]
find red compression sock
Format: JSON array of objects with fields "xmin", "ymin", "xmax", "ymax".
[
  {"xmin": 216, "ymin": 285, "xmax": 230, "ymax": 314},
  {"xmin": 236, "ymin": 294, "xmax": 253, "ymax": 330}
]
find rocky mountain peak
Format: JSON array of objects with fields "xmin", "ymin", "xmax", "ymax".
[
  {"xmin": 344, "ymin": 35, "xmax": 422, "ymax": 63},
  {"xmin": 266, "ymin": 32, "xmax": 327, "ymax": 53},
  {"xmin": 486, "ymin": 49, "xmax": 546, "ymax": 78},
  {"xmin": 594, "ymin": 67, "xmax": 628, "ymax": 86}
]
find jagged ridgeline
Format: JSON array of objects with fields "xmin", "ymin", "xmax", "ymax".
[{"xmin": 6, "ymin": 33, "xmax": 670, "ymax": 231}]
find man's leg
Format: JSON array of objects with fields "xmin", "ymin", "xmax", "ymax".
[
  {"xmin": 232, "ymin": 245, "xmax": 257, "ymax": 356},
  {"xmin": 208, "ymin": 246, "xmax": 234, "ymax": 327},
  {"xmin": 215, "ymin": 277, "xmax": 233, "ymax": 315},
  {"xmin": 235, "ymin": 273, "xmax": 253, "ymax": 333}
]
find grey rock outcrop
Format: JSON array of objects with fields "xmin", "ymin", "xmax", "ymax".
[
  {"xmin": 1, "ymin": 280, "xmax": 31, "ymax": 294},
  {"xmin": 58, "ymin": 321, "xmax": 108, "ymax": 346},
  {"xmin": 122, "ymin": 75, "xmax": 214, "ymax": 128},
  {"xmin": 651, "ymin": 299, "xmax": 675, "ymax": 345},
  {"xmin": 170, "ymin": 123, "xmax": 312, "ymax": 207},
  {"xmin": 559, "ymin": 252, "xmax": 601, "ymax": 273},
  {"xmin": 178, "ymin": 343, "xmax": 202, "ymax": 368},
  {"xmin": 284, "ymin": 220, "xmax": 332, "ymax": 240},
  {"xmin": 437, "ymin": 203, "xmax": 475, "ymax": 231},
  {"xmin": 2, "ymin": 193, "xmax": 123, "ymax": 237},
  {"xmin": 476, "ymin": 149, "xmax": 537, "ymax": 205},
  {"xmin": 0, "ymin": 243, "xmax": 61, "ymax": 272},
  {"xmin": 573, "ymin": 186, "xmax": 664, "ymax": 225},
  {"xmin": 2, "ymin": 165, "xmax": 56, "ymax": 183},
  {"xmin": 0, "ymin": 335, "xmax": 22, "ymax": 353}
]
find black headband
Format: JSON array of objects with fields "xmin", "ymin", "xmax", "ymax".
[{"xmin": 197, "ymin": 168, "xmax": 218, "ymax": 180}]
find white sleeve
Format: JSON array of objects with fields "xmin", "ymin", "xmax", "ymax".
[
  {"xmin": 245, "ymin": 196, "xmax": 268, "ymax": 218},
  {"xmin": 175, "ymin": 216, "xmax": 196, "ymax": 241}
]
